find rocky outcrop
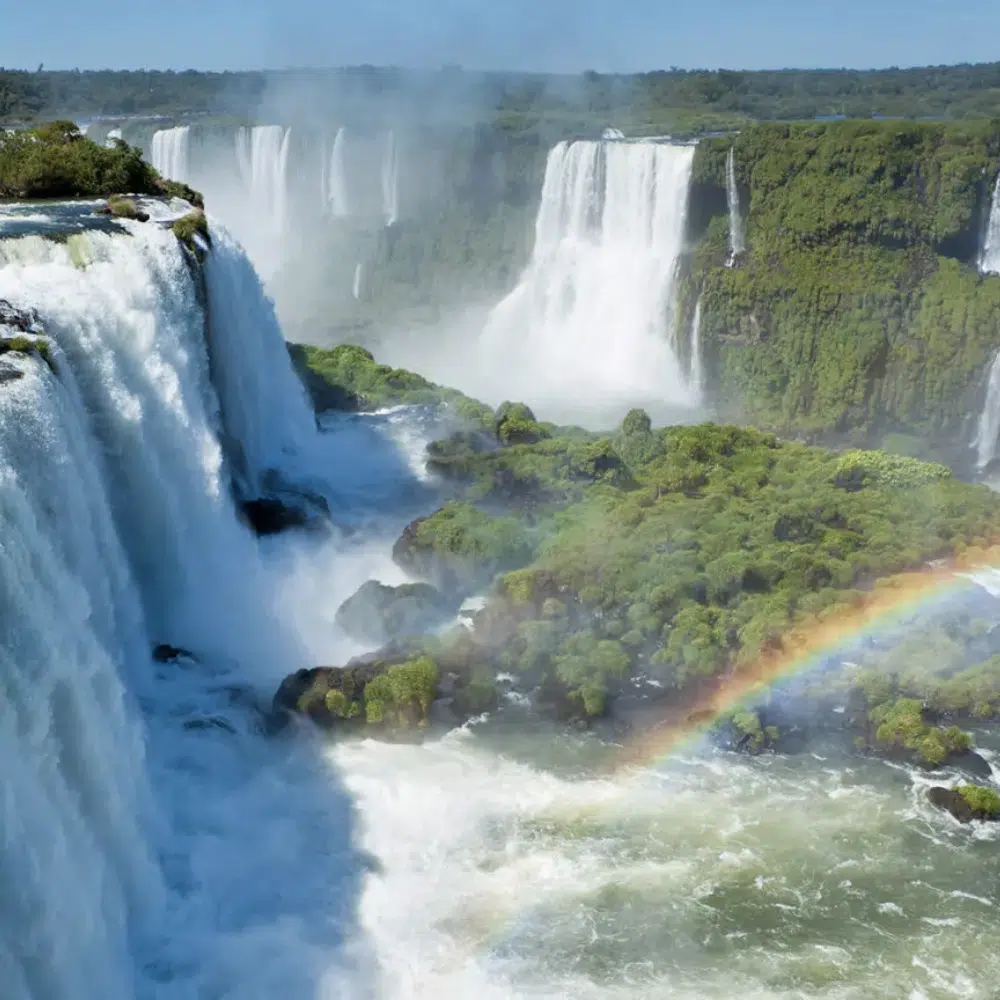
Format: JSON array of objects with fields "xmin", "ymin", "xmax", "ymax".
[
  {"xmin": 335, "ymin": 580, "xmax": 458, "ymax": 644},
  {"xmin": 928, "ymin": 785, "xmax": 1000, "ymax": 823}
]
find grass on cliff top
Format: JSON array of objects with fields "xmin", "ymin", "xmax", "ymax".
[{"xmin": 0, "ymin": 120, "xmax": 204, "ymax": 204}]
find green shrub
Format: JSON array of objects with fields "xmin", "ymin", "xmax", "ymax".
[
  {"xmin": 171, "ymin": 209, "xmax": 209, "ymax": 251},
  {"xmin": 957, "ymin": 784, "xmax": 1000, "ymax": 818},
  {"xmin": 870, "ymin": 697, "xmax": 972, "ymax": 766},
  {"xmin": 363, "ymin": 656, "xmax": 439, "ymax": 727}
]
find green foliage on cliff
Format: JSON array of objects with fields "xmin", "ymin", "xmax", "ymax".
[
  {"xmin": 363, "ymin": 656, "xmax": 438, "ymax": 727},
  {"xmin": 0, "ymin": 335, "xmax": 50, "ymax": 364},
  {"xmin": 171, "ymin": 209, "xmax": 209, "ymax": 251},
  {"xmin": 686, "ymin": 120, "xmax": 1000, "ymax": 451},
  {"xmin": 288, "ymin": 342, "xmax": 494, "ymax": 425},
  {"xmin": 398, "ymin": 407, "xmax": 1000, "ymax": 716}
]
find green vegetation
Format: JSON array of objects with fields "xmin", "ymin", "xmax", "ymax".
[
  {"xmin": 171, "ymin": 209, "xmax": 209, "ymax": 252},
  {"xmin": 726, "ymin": 710, "xmax": 781, "ymax": 753},
  {"xmin": 0, "ymin": 120, "xmax": 205, "ymax": 206},
  {"xmin": 382, "ymin": 395, "xmax": 1000, "ymax": 717},
  {"xmin": 686, "ymin": 120, "xmax": 1000, "ymax": 452},
  {"xmin": 288, "ymin": 343, "xmax": 494, "ymax": 423},
  {"xmin": 104, "ymin": 195, "xmax": 147, "ymax": 221},
  {"xmin": 0, "ymin": 335, "xmax": 51, "ymax": 365},
  {"xmin": 868, "ymin": 697, "xmax": 972, "ymax": 767},
  {"xmin": 363, "ymin": 656, "xmax": 439, "ymax": 727},
  {"xmin": 956, "ymin": 784, "xmax": 1000, "ymax": 818}
]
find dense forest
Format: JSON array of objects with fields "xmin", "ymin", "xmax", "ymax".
[{"xmin": 3, "ymin": 61, "xmax": 1000, "ymax": 132}]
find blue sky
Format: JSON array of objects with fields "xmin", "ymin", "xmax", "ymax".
[{"xmin": 3, "ymin": 0, "xmax": 998, "ymax": 73}]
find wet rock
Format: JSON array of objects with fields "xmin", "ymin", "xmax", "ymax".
[
  {"xmin": 153, "ymin": 644, "xmax": 196, "ymax": 663},
  {"xmin": 951, "ymin": 749, "xmax": 994, "ymax": 780},
  {"xmin": 0, "ymin": 363, "xmax": 24, "ymax": 385},
  {"xmin": 335, "ymin": 580, "xmax": 458, "ymax": 644},
  {"xmin": 928, "ymin": 785, "xmax": 1000, "ymax": 823},
  {"xmin": 183, "ymin": 717, "xmax": 236, "ymax": 734},
  {"xmin": 0, "ymin": 300, "xmax": 39, "ymax": 334},
  {"xmin": 241, "ymin": 497, "xmax": 310, "ymax": 536}
]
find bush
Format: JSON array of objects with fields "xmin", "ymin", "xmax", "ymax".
[
  {"xmin": 957, "ymin": 784, "xmax": 1000, "ymax": 818},
  {"xmin": 171, "ymin": 209, "xmax": 209, "ymax": 250},
  {"xmin": 363, "ymin": 656, "xmax": 439, "ymax": 727}
]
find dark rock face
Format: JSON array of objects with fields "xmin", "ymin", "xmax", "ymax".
[
  {"xmin": 152, "ymin": 644, "xmax": 196, "ymax": 663},
  {"xmin": 241, "ymin": 498, "xmax": 311, "ymax": 536},
  {"xmin": 0, "ymin": 363, "xmax": 24, "ymax": 385},
  {"xmin": 927, "ymin": 786, "xmax": 996, "ymax": 824},
  {"xmin": 335, "ymin": 580, "xmax": 458, "ymax": 644},
  {"xmin": 951, "ymin": 749, "xmax": 994, "ymax": 780},
  {"xmin": 0, "ymin": 300, "xmax": 38, "ymax": 334}
]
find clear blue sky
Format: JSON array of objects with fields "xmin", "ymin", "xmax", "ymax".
[{"xmin": 3, "ymin": 0, "xmax": 999, "ymax": 74}]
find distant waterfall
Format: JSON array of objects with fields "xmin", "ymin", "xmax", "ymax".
[
  {"xmin": 381, "ymin": 131, "xmax": 399, "ymax": 227},
  {"xmin": 477, "ymin": 139, "xmax": 697, "ymax": 426},
  {"xmin": 689, "ymin": 294, "xmax": 704, "ymax": 400},
  {"xmin": 326, "ymin": 127, "xmax": 350, "ymax": 217},
  {"xmin": 104, "ymin": 127, "xmax": 122, "ymax": 148},
  {"xmin": 150, "ymin": 126, "xmax": 191, "ymax": 183},
  {"xmin": 982, "ymin": 174, "xmax": 1000, "ymax": 275},
  {"xmin": 974, "ymin": 350, "xmax": 1000, "ymax": 469},
  {"xmin": 235, "ymin": 125, "xmax": 291, "ymax": 276},
  {"xmin": 353, "ymin": 261, "xmax": 364, "ymax": 301},
  {"xmin": 726, "ymin": 147, "xmax": 745, "ymax": 264}
]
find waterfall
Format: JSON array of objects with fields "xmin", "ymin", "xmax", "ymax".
[
  {"xmin": 381, "ymin": 131, "xmax": 399, "ymax": 227},
  {"xmin": 476, "ymin": 139, "xmax": 697, "ymax": 425},
  {"xmin": 235, "ymin": 126, "xmax": 291, "ymax": 275},
  {"xmin": 689, "ymin": 294, "xmax": 704, "ymax": 400},
  {"xmin": 104, "ymin": 128, "xmax": 122, "ymax": 149},
  {"xmin": 326, "ymin": 127, "xmax": 350, "ymax": 218},
  {"xmin": 974, "ymin": 349, "xmax": 1000, "ymax": 469},
  {"xmin": 726, "ymin": 147, "xmax": 745, "ymax": 264},
  {"xmin": 201, "ymin": 221, "xmax": 317, "ymax": 493},
  {"xmin": 982, "ymin": 174, "xmax": 1000, "ymax": 275},
  {"xmin": 353, "ymin": 260, "xmax": 364, "ymax": 301},
  {"xmin": 0, "ymin": 215, "xmax": 372, "ymax": 996},
  {"xmin": 150, "ymin": 126, "xmax": 191, "ymax": 184}
]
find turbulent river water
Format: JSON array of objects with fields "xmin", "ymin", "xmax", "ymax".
[{"xmin": 1, "ymin": 202, "xmax": 999, "ymax": 1000}]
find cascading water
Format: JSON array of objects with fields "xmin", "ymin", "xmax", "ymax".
[
  {"xmin": 974, "ymin": 349, "xmax": 1000, "ymax": 470},
  {"xmin": 726, "ymin": 146, "xmax": 745, "ymax": 263},
  {"xmin": 474, "ymin": 139, "xmax": 697, "ymax": 427},
  {"xmin": 689, "ymin": 294, "xmax": 704, "ymax": 400},
  {"xmin": 0, "ymin": 215, "xmax": 372, "ymax": 998},
  {"xmin": 982, "ymin": 174, "xmax": 1000, "ymax": 275},
  {"xmin": 326, "ymin": 127, "xmax": 350, "ymax": 218},
  {"xmin": 381, "ymin": 131, "xmax": 399, "ymax": 227},
  {"xmin": 235, "ymin": 125, "xmax": 291, "ymax": 276},
  {"xmin": 150, "ymin": 126, "xmax": 191, "ymax": 184},
  {"xmin": 105, "ymin": 128, "xmax": 123, "ymax": 148},
  {"xmin": 353, "ymin": 260, "xmax": 364, "ymax": 301}
]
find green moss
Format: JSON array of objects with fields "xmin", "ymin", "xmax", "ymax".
[
  {"xmin": 870, "ymin": 697, "xmax": 972, "ymax": 767},
  {"xmin": 363, "ymin": 656, "xmax": 439, "ymax": 728},
  {"xmin": 956, "ymin": 784, "xmax": 1000, "ymax": 818},
  {"xmin": 287, "ymin": 342, "xmax": 494, "ymax": 424},
  {"xmin": 324, "ymin": 689, "xmax": 361, "ymax": 720},
  {"xmin": 105, "ymin": 196, "xmax": 145, "ymax": 220},
  {"xmin": 171, "ymin": 209, "xmax": 209, "ymax": 251},
  {"xmin": 0, "ymin": 335, "xmax": 51, "ymax": 366}
]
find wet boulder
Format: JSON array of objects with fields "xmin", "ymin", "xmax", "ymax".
[
  {"xmin": 335, "ymin": 580, "xmax": 459, "ymax": 645},
  {"xmin": 928, "ymin": 785, "xmax": 1000, "ymax": 823}
]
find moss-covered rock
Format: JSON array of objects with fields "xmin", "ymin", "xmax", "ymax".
[
  {"xmin": 335, "ymin": 580, "xmax": 459, "ymax": 644},
  {"xmin": 171, "ymin": 209, "xmax": 209, "ymax": 253},
  {"xmin": 928, "ymin": 784, "xmax": 1000, "ymax": 823},
  {"xmin": 864, "ymin": 697, "xmax": 974, "ymax": 768},
  {"xmin": 392, "ymin": 501, "xmax": 536, "ymax": 595},
  {"xmin": 287, "ymin": 342, "xmax": 494, "ymax": 425},
  {"xmin": 717, "ymin": 709, "xmax": 781, "ymax": 754},
  {"xmin": 100, "ymin": 195, "xmax": 150, "ymax": 222}
]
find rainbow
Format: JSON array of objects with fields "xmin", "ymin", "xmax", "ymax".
[{"xmin": 616, "ymin": 544, "xmax": 1000, "ymax": 772}]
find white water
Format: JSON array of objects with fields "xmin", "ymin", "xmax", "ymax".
[
  {"xmin": 353, "ymin": 260, "xmax": 364, "ymax": 301},
  {"xmin": 105, "ymin": 128, "xmax": 123, "ymax": 148},
  {"xmin": 382, "ymin": 131, "xmax": 399, "ymax": 227},
  {"xmin": 974, "ymin": 349, "xmax": 1000, "ymax": 469},
  {"xmin": 326, "ymin": 127, "xmax": 350, "ymax": 218},
  {"xmin": 235, "ymin": 126, "xmax": 291, "ymax": 277},
  {"xmin": 201, "ymin": 221, "xmax": 316, "ymax": 494},
  {"xmin": 982, "ymin": 174, "xmax": 1000, "ymax": 275},
  {"xmin": 689, "ymin": 294, "xmax": 704, "ymax": 400},
  {"xmin": 474, "ymin": 140, "xmax": 697, "ymax": 427},
  {"xmin": 151, "ymin": 127, "xmax": 191, "ymax": 184},
  {"xmin": 726, "ymin": 146, "xmax": 745, "ymax": 263},
  {"xmin": 0, "ymin": 220, "xmax": 373, "ymax": 998}
]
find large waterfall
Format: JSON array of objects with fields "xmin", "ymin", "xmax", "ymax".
[
  {"xmin": 982, "ymin": 174, "xmax": 1000, "ymax": 275},
  {"xmin": 0, "ymin": 215, "xmax": 373, "ymax": 998},
  {"xmin": 475, "ymin": 139, "xmax": 697, "ymax": 426},
  {"xmin": 325, "ymin": 127, "xmax": 350, "ymax": 218},
  {"xmin": 974, "ymin": 349, "xmax": 1000, "ymax": 469},
  {"xmin": 726, "ymin": 146, "xmax": 745, "ymax": 263},
  {"xmin": 150, "ymin": 127, "xmax": 191, "ymax": 184}
]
